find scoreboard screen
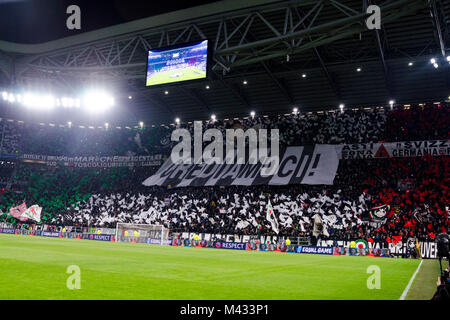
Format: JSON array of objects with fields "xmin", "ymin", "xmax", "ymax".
[{"xmin": 146, "ymin": 40, "xmax": 208, "ymax": 86}]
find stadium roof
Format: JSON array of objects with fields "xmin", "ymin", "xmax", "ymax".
[{"xmin": 0, "ymin": 0, "xmax": 449, "ymax": 125}]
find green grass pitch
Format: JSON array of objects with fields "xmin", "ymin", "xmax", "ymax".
[
  {"xmin": 0, "ymin": 234, "xmax": 434, "ymax": 300},
  {"xmin": 146, "ymin": 67, "xmax": 206, "ymax": 86}
]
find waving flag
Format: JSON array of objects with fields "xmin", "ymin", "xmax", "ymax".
[
  {"xmin": 369, "ymin": 204, "xmax": 390, "ymax": 221},
  {"xmin": 21, "ymin": 205, "xmax": 42, "ymax": 223},
  {"xmin": 392, "ymin": 235, "xmax": 402, "ymax": 244},
  {"xmin": 9, "ymin": 203, "xmax": 28, "ymax": 221},
  {"xmin": 312, "ymin": 213, "xmax": 330, "ymax": 237},
  {"xmin": 266, "ymin": 200, "xmax": 279, "ymax": 234}
]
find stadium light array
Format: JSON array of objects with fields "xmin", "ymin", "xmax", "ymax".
[
  {"xmin": 164, "ymin": 90, "xmax": 169, "ymax": 95},
  {"xmin": 339, "ymin": 104, "xmax": 344, "ymax": 112},
  {"xmin": 1, "ymin": 89, "xmax": 114, "ymax": 113},
  {"xmin": 250, "ymin": 111, "xmax": 255, "ymax": 118},
  {"xmin": 356, "ymin": 67, "xmax": 362, "ymax": 72},
  {"xmin": 175, "ymin": 118, "xmax": 180, "ymax": 124},
  {"xmin": 243, "ymin": 80, "xmax": 248, "ymax": 85},
  {"xmin": 302, "ymin": 74, "xmax": 306, "ymax": 78},
  {"xmin": 82, "ymin": 90, "xmax": 114, "ymax": 114},
  {"xmin": 128, "ymin": 96, "xmax": 133, "ymax": 99},
  {"xmin": 105, "ymin": 122, "xmax": 109, "ymax": 128},
  {"xmin": 447, "ymin": 56, "xmax": 450, "ymax": 62},
  {"xmin": 211, "ymin": 114, "xmax": 216, "ymax": 121},
  {"xmin": 408, "ymin": 62, "xmax": 413, "ymax": 66},
  {"xmin": 205, "ymin": 85, "xmax": 210, "ymax": 90},
  {"xmin": 139, "ymin": 121, "xmax": 144, "ymax": 128},
  {"xmin": 8, "ymin": 93, "xmax": 16, "ymax": 103},
  {"xmin": 293, "ymin": 107, "xmax": 298, "ymax": 114},
  {"xmin": 430, "ymin": 58, "xmax": 436, "ymax": 64},
  {"xmin": 433, "ymin": 63, "xmax": 439, "ymax": 69}
]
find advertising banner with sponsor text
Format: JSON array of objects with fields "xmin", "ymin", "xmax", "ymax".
[{"xmin": 0, "ymin": 228, "xmax": 16, "ymax": 234}]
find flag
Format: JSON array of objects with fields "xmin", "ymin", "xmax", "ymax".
[
  {"xmin": 266, "ymin": 200, "xmax": 279, "ymax": 234},
  {"xmin": 369, "ymin": 204, "xmax": 390, "ymax": 221},
  {"xmin": 9, "ymin": 203, "xmax": 28, "ymax": 221},
  {"xmin": 21, "ymin": 205, "xmax": 42, "ymax": 222},
  {"xmin": 392, "ymin": 235, "xmax": 402, "ymax": 245},
  {"xmin": 416, "ymin": 238, "xmax": 421, "ymax": 259},
  {"xmin": 312, "ymin": 213, "xmax": 329, "ymax": 237}
]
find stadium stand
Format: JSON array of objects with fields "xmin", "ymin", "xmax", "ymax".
[
  {"xmin": 0, "ymin": 104, "xmax": 448, "ymax": 157},
  {"xmin": 0, "ymin": 104, "xmax": 448, "ymax": 245}
]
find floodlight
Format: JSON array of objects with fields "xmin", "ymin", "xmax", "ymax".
[{"xmin": 82, "ymin": 91, "xmax": 114, "ymax": 113}]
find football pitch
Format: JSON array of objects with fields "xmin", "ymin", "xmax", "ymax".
[
  {"xmin": 0, "ymin": 234, "xmax": 438, "ymax": 300},
  {"xmin": 146, "ymin": 67, "xmax": 206, "ymax": 86}
]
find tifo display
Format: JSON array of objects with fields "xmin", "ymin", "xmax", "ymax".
[{"xmin": 1, "ymin": 0, "xmax": 450, "ymax": 303}]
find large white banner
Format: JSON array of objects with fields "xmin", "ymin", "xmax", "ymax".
[
  {"xmin": 337, "ymin": 140, "xmax": 449, "ymax": 159},
  {"xmin": 143, "ymin": 145, "xmax": 339, "ymax": 187}
]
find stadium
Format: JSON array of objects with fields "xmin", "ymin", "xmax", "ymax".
[{"xmin": 0, "ymin": 0, "xmax": 449, "ymax": 306}]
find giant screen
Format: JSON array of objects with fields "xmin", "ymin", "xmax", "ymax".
[{"xmin": 145, "ymin": 40, "xmax": 208, "ymax": 86}]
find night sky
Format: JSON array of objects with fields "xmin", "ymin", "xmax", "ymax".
[{"xmin": 0, "ymin": 0, "xmax": 219, "ymax": 43}]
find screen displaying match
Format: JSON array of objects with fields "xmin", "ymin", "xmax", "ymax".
[{"xmin": 145, "ymin": 40, "xmax": 208, "ymax": 86}]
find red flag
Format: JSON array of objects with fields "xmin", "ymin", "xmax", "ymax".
[
  {"xmin": 392, "ymin": 235, "xmax": 402, "ymax": 244},
  {"xmin": 386, "ymin": 237, "xmax": 391, "ymax": 243},
  {"xmin": 9, "ymin": 203, "xmax": 28, "ymax": 221},
  {"xmin": 368, "ymin": 238, "xmax": 374, "ymax": 243},
  {"xmin": 429, "ymin": 232, "xmax": 436, "ymax": 239}
]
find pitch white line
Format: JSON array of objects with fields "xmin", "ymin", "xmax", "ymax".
[{"xmin": 399, "ymin": 259, "xmax": 423, "ymax": 300}]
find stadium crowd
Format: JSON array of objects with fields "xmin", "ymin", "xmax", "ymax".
[
  {"xmin": 0, "ymin": 104, "xmax": 448, "ymax": 157},
  {"xmin": 0, "ymin": 104, "xmax": 448, "ymax": 244},
  {"xmin": 0, "ymin": 156, "xmax": 448, "ymax": 243}
]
